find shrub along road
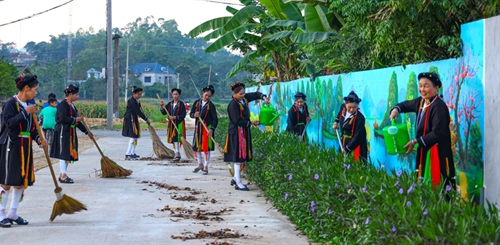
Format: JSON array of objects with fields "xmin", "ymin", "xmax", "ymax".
[{"xmin": 0, "ymin": 128, "xmax": 309, "ymax": 244}]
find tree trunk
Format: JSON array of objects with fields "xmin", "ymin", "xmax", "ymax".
[
  {"xmin": 453, "ymin": 79, "xmax": 466, "ymax": 166},
  {"xmin": 272, "ymin": 52, "xmax": 284, "ymax": 82}
]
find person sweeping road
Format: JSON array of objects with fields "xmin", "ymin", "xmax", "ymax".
[
  {"xmin": 50, "ymin": 84, "xmax": 94, "ymax": 184},
  {"xmin": 122, "ymin": 86, "xmax": 150, "ymax": 160},
  {"xmin": 0, "ymin": 75, "xmax": 47, "ymax": 228},
  {"xmin": 160, "ymin": 88, "xmax": 187, "ymax": 161},
  {"xmin": 190, "ymin": 85, "xmax": 218, "ymax": 175}
]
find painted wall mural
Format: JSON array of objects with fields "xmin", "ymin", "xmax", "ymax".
[{"xmin": 247, "ymin": 20, "xmax": 484, "ymax": 203}]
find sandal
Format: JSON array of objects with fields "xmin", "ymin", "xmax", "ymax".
[
  {"xmin": 202, "ymin": 170, "xmax": 208, "ymax": 175},
  {"xmin": 59, "ymin": 177, "xmax": 74, "ymax": 184},
  {"xmin": 8, "ymin": 216, "xmax": 29, "ymax": 225},
  {"xmin": 174, "ymin": 156, "xmax": 181, "ymax": 161},
  {"xmin": 0, "ymin": 218, "xmax": 11, "ymax": 228},
  {"xmin": 192, "ymin": 168, "xmax": 202, "ymax": 173}
]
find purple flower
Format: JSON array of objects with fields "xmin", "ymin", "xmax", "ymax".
[
  {"xmin": 346, "ymin": 164, "xmax": 351, "ymax": 169},
  {"xmin": 399, "ymin": 188, "xmax": 404, "ymax": 194},
  {"xmin": 406, "ymin": 201, "xmax": 412, "ymax": 207},
  {"xmin": 412, "ymin": 182, "xmax": 417, "ymax": 187},
  {"xmin": 303, "ymin": 159, "xmax": 306, "ymax": 163},
  {"xmin": 396, "ymin": 170, "xmax": 402, "ymax": 177},
  {"xmin": 311, "ymin": 201, "xmax": 315, "ymax": 212},
  {"xmin": 291, "ymin": 160, "xmax": 295, "ymax": 164},
  {"xmin": 394, "ymin": 181, "xmax": 400, "ymax": 187},
  {"xmin": 365, "ymin": 217, "xmax": 370, "ymax": 224},
  {"xmin": 271, "ymin": 166, "xmax": 274, "ymax": 170},
  {"xmin": 407, "ymin": 186, "xmax": 413, "ymax": 193},
  {"xmin": 334, "ymin": 183, "xmax": 338, "ymax": 188},
  {"xmin": 446, "ymin": 185, "xmax": 452, "ymax": 191},
  {"xmin": 391, "ymin": 226, "xmax": 396, "ymax": 233},
  {"xmin": 423, "ymin": 209, "xmax": 428, "ymax": 216},
  {"xmin": 314, "ymin": 174, "xmax": 319, "ymax": 180},
  {"xmin": 328, "ymin": 210, "xmax": 332, "ymax": 214},
  {"xmin": 284, "ymin": 193, "xmax": 288, "ymax": 199},
  {"xmin": 260, "ymin": 153, "xmax": 263, "ymax": 157},
  {"xmin": 362, "ymin": 187, "xmax": 366, "ymax": 193},
  {"xmin": 288, "ymin": 174, "xmax": 293, "ymax": 180},
  {"xmin": 380, "ymin": 189, "xmax": 384, "ymax": 193},
  {"xmin": 311, "ymin": 207, "xmax": 315, "ymax": 212}
]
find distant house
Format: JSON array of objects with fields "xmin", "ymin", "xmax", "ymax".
[
  {"xmin": 128, "ymin": 63, "xmax": 177, "ymax": 87},
  {"xmin": 87, "ymin": 68, "xmax": 105, "ymax": 79},
  {"xmin": 10, "ymin": 52, "xmax": 36, "ymax": 64}
]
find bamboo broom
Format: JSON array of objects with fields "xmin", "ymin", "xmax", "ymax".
[
  {"xmin": 147, "ymin": 124, "xmax": 175, "ymax": 159},
  {"xmin": 81, "ymin": 121, "xmax": 132, "ymax": 178},
  {"xmin": 156, "ymin": 94, "xmax": 195, "ymax": 159},
  {"xmin": 32, "ymin": 112, "xmax": 87, "ymax": 221}
]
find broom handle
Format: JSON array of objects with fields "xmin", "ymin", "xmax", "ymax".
[
  {"xmin": 196, "ymin": 117, "xmax": 224, "ymax": 155},
  {"xmin": 32, "ymin": 113, "xmax": 60, "ymax": 189},
  {"xmin": 81, "ymin": 121, "xmax": 105, "ymax": 157},
  {"xmin": 156, "ymin": 94, "xmax": 183, "ymax": 135}
]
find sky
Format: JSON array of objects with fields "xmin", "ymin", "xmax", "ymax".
[{"xmin": 0, "ymin": 0, "xmax": 243, "ymax": 49}]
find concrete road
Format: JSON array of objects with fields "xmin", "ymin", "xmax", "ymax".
[{"xmin": 0, "ymin": 131, "xmax": 309, "ymax": 245}]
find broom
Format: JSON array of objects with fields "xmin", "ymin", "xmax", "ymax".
[
  {"xmin": 81, "ymin": 121, "xmax": 133, "ymax": 178},
  {"xmin": 156, "ymin": 94, "xmax": 195, "ymax": 159},
  {"xmin": 32, "ymin": 112, "xmax": 87, "ymax": 221},
  {"xmin": 147, "ymin": 124, "xmax": 175, "ymax": 159}
]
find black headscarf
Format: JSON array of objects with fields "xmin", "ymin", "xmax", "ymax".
[
  {"xmin": 15, "ymin": 75, "xmax": 39, "ymax": 90},
  {"xmin": 418, "ymin": 72, "xmax": 442, "ymax": 88},
  {"xmin": 344, "ymin": 91, "xmax": 362, "ymax": 103},
  {"xmin": 171, "ymin": 88, "xmax": 182, "ymax": 95},
  {"xmin": 202, "ymin": 85, "xmax": 215, "ymax": 95}
]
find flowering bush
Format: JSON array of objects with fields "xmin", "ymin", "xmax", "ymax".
[{"xmin": 247, "ymin": 129, "xmax": 500, "ymax": 244}]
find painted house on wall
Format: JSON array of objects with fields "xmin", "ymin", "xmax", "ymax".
[{"xmin": 128, "ymin": 63, "xmax": 177, "ymax": 87}]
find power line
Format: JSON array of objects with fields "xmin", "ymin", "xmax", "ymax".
[
  {"xmin": 193, "ymin": 0, "xmax": 243, "ymax": 6},
  {"xmin": 0, "ymin": 0, "xmax": 74, "ymax": 27}
]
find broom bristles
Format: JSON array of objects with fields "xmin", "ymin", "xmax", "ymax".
[
  {"xmin": 101, "ymin": 156, "xmax": 132, "ymax": 178},
  {"xmin": 50, "ymin": 190, "xmax": 87, "ymax": 221},
  {"xmin": 148, "ymin": 125, "xmax": 175, "ymax": 159},
  {"xmin": 181, "ymin": 137, "xmax": 195, "ymax": 159}
]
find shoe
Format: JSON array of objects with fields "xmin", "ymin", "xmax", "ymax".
[
  {"xmin": 173, "ymin": 155, "xmax": 181, "ymax": 161},
  {"xmin": 8, "ymin": 216, "xmax": 28, "ymax": 225},
  {"xmin": 193, "ymin": 168, "xmax": 202, "ymax": 173},
  {"xmin": 230, "ymin": 179, "xmax": 236, "ymax": 186},
  {"xmin": 58, "ymin": 177, "xmax": 74, "ymax": 184},
  {"xmin": 202, "ymin": 170, "xmax": 208, "ymax": 175},
  {"xmin": 0, "ymin": 218, "xmax": 11, "ymax": 228},
  {"xmin": 131, "ymin": 154, "xmax": 140, "ymax": 159},
  {"xmin": 125, "ymin": 155, "xmax": 132, "ymax": 160},
  {"xmin": 235, "ymin": 184, "xmax": 249, "ymax": 191}
]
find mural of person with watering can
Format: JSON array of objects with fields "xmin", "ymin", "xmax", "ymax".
[
  {"xmin": 390, "ymin": 72, "xmax": 456, "ymax": 190},
  {"xmin": 332, "ymin": 91, "xmax": 368, "ymax": 163},
  {"xmin": 224, "ymin": 82, "xmax": 269, "ymax": 191},
  {"xmin": 286, "ymin": 92, "xmax": 310, "ymax": 141}
]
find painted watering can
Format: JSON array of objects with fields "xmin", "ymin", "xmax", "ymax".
[
  {"xmin": 259, "ymin": 104, "xmax": 280, "ymax": 126},
  {"xmin": 383, "ymin": 119, "xmax": 411, "ymax": 155}
]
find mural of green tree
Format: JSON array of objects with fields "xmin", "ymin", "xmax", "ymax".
[
  {"xmin": 428, "ymin": 66, "xmax": 444, "ymax": 95},
  {"xmin": 404, "ymin": 72, "xmax": 419, "ymax": 139},
  {"xmin": 380, "ymin": 72, "xmax": 399, "ymax": 130}
]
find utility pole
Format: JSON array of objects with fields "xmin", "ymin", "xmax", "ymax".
[
  {"xmin": 207, "ymin": 65, "xmax": 212, "ymax": 86},
  {"xmin": 106, "ymin": 0, "xmax": 113, "ymax": 128},
  {"xmin": 67, "ymin": 1, "xmax": 73, "ymax": 87},
  {"xmin": 125, "ymin": 41, "xmax": 130, "ymax": 103},
  {"xmin": 167, "ymin": 68, "xmax": 170, "ymax": 101},
  {"xmin": 113, "ymin": 34, "xmax": 121, "ymax": 117},
  {"xmin": 177, "ymin": 73, "xmax": 179, "ymax": 90}
]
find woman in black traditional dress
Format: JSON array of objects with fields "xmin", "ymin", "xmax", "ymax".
[
  {"xmin": 0, "ymin": 75, "xmax": 47, "ymax": 227},
  {"xmin": 286, "ymin": 92, "xmax": 310, "ymax": 140},
  {"xmin": 332, "ymin": 91, "xmax": 368, "ymax": 163},
  {"xmin": 50, "ymin": 84, "xmax": 93, "ymax": 184},
  {"xmin": 160, "ymin": 88, "xmax": 186, "ymax": 160},
  {"xmin": 224, "ymin": 82, "xmax": 269, "ymax": 191},
  {"xmin": 190, "ymin": 85, "xmax": 218, "ymax": 175},
  {"xmin": 122, "ymin": 86, "xmax": 150, "ymax": 160},
  {"xmin": 390, "ymin": 72, "xmax": 456, "ymax": 189}
]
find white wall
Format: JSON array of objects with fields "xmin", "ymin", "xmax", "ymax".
[{"xmin": 483, "ymin": 15, "xmax": 500, "ymax": 207}]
